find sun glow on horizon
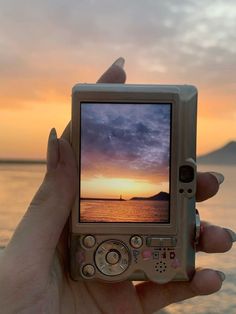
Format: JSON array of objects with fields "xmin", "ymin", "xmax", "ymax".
[{"xmin": 81, "ymin": 177, "xmax": 169, "ymax": 199}]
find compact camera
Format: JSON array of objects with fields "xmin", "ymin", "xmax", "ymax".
[{"xmin": 69, "ymin": 83, "xmax": 200, "ymax": 283}]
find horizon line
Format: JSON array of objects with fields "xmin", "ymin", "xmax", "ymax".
[
  {"xmin": 0, "ymin": 139, "xmax": 235, "ymax": 164},
  {"xmin": 0, "ymin": 159, "xmax": 46, "ymax": 164}
]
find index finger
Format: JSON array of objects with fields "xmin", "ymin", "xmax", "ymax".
[
  {"xmin": 196, "ymin": 171, "xmax": 224, "ymax": 202},
  {"xmin": 61, "ymin": 57, "xmax": 126, "ymax": 140}
]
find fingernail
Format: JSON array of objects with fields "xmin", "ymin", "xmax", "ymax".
[
  {"xmin": 216, "ymin": 271, "xmax": 226, "ymax": 282},
  {"xmin": 223, "ymin": 228, "xmax": 236, "ymax": 243},
  {"xmin": 112, "ymin": 57, "xmax": 125, "ymax": 68},
  {"xmin": 47, "ymin": 128, "xmax": 58, "ymax": 170},
  {"xmin": 49, "ymin": 128, "xmax": 57, "ymax": 141},
  {"xmin": 209, "ymin": 172, "xmax": 224, "ymax": 185}
]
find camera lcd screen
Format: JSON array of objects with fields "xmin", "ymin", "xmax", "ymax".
[{"xmin": 79, "ymin": 102, "xmax": 171, "ymax": 223}]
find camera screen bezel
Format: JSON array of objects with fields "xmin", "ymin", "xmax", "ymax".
[
  {"xmin": 71, "ymin": 85, "xmax": 181, "ymax": 235},
  {"xmin": 79, "ymin": 101, "xmax": 172, "ymax": 224}
]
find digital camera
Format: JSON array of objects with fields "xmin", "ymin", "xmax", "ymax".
[{"xmin": 69, "ymin": 83, "xmax": 200, "ymax": 283}]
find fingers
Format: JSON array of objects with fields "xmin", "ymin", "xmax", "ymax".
[
  {"xmin": 61, "ymin": 57, "xmax": 126, "ymax": 141},
  {"xmin": 96, "ymin": 57, "xmax": 126, "ymax": 83},
  {"xmin": 197, "ymin": 221, "xmax": 235, "ymax": 253},
  {"xmin": 195, "ymin": 173, "xmax": 233, "ymax": 253},
  {"xmin": 46, "ymin": 128, "xmax": 59, "ymax": 170},
  {"xmin": 196, "ymin": 171, "xmax": 224, "ymax": 202},
  {"xmin": 136, "ymin": 268, "xmax": 224, "ymax": 314},
  {"xmin": 6, "ymin": 128, "xmax": 77, "ymax": 270}
]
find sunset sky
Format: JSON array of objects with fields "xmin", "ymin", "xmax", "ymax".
[
  {"xmin": 0, "ymin": 0, "xmax": 235, "ymax": 159},
  {"xmin": 80, "ymin": 103, "xmax": 170, "ymax": 199}
]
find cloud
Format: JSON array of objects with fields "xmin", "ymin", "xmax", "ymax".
[
  {"xmin": 0, "ymin": 0, "xmax": 235, "ymax": 113},
  {"xmin": 80, "ymin": 103, "xmax": 170, "ymax": 183}
]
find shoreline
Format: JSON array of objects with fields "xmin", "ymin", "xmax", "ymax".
[
  {"xmin": 81, "ymin": 198, "xmax": 126, "ymax": 201},
  {"xmin": 0, "ymin": 160, "xmax": 46, "ymax": 165}
]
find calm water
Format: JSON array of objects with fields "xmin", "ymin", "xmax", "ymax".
[
  {"xmin": 0, "ymin": 164, "xmax": 235, "ymax": 313},
  {"xmin": 81, "ymin": 200, "xmax": 169, "ymax": 222}
]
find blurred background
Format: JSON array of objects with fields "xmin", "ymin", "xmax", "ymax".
[{"xmin": 0, "ymin": 1, "xmax": 235, "ymax": 313}]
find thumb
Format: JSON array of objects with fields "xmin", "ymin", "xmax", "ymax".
[{"xmin": 6, "ymin": 128, "xmax": 77, "ymax": 270}]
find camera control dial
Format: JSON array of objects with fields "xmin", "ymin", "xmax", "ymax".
[{"xmin": 95, "ymin": 240, "xmax": 130, "ymax": 276}]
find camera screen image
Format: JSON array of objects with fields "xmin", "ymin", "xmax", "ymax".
[{"xmin": 79, "ymin": 102, "xmax": 171, "ymax": 223}]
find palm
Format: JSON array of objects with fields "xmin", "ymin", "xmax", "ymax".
[
  {"xmin": 40, "ymin": 252, "xmax": 142, "ymax": 314},
  {"xmin": 52, "ymin": 222, "xmax": 143, "ymax": 314}
]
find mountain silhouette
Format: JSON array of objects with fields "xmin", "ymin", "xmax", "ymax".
[
  {"xmin": 130, "ymin": 191, "xmax": 169, "ymax": 201},
  {"xmin": 198, "ymin": 141, "xmax": 236, "ymax": 164}
]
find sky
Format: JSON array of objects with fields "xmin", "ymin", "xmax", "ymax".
[
  {"xmin": 80, "ymin": 103, "xmax": 170, "ymax": 198},
  {"xmin": 0, "ymin": 0, "xmax": 235, "ymax": 159}
]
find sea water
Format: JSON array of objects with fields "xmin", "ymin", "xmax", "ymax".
[
  {"xmin": 80, "ymin": 199, "xmax": 169, "ymax": 222},
  {"xmin": 0, "ymin": 164, "xmax": 235, "ymax": 313}
]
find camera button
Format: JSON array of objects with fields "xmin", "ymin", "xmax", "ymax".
[
  {"xmin": 95, "ymin": 240, "xmax": 130, "ymax": 276},
  {"xmin": 130, "ymin": 235, "xmax": 143, "ymax": 248},
  {"xmin": 161, "ymin": 237, "xmax": 177, "ymax": 247},
  {"xmin": 142, "ymin": 249, "xmax": 152, "ymax": 260},
  {"xmin": 146, "ymin": 237, "xmax": 176, "ymax": 247},
  {"xmin": 106, "ymin": 250, "xmax": 120, "ymax": 265},
  {"xmin": 83, "ymin": 235, "xmax": 96, "ymax": 248},
  {"xmin": 82, "ymin": 264, "xmax": 95, "ymax": 277},
  {"xmin": 146, "ymin": 237, "xmax": 161, "ymax": 247}
]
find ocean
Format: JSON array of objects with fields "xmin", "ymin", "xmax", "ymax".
[
  {"xmin": 80, "ymin": 199, "xmax": 169, "ymax": 222},
  {"xmin": 0, "ymin": 164, "xmax": 235, "ymax": 313}
]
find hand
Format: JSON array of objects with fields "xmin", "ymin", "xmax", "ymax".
[{"xmin": 0, "ymin": 58, "xmax": 235, "ymax": 314}]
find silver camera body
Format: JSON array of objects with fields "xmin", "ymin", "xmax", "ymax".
[{"xmin": 69, "ymin": 84, "xmax": 199, "ymax": 283}]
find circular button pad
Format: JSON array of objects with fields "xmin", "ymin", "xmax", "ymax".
[{"xmin": 95, "ymin": 240, "xmax": 130, "ymax": 276}]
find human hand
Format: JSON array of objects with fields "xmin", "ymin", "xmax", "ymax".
[{"xmin": 0, "ymin": 58, "xmax": 235, "ymax": 314}]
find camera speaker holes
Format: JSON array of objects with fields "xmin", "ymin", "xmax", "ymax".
[
  {"xmin": 187, "ymin": 188, "xmax": 192, "ymax": 193},
  {"xmin": 179, "ymin": 188, "xmax": 184, "ymax": 194},
  {"xmin": 155, "ymin": 261, "xmax": 167, "ymax": 273}
]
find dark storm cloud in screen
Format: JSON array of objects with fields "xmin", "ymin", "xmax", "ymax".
[{"xmin": 80, "ymin": 103, "xmax": 171, "ymax": 182}]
